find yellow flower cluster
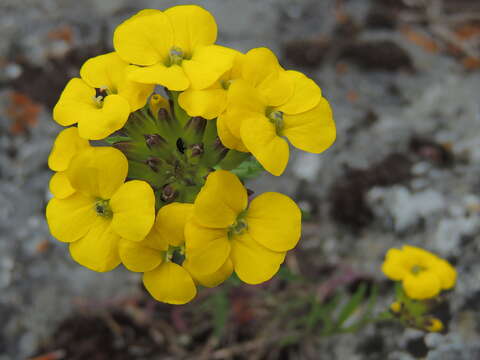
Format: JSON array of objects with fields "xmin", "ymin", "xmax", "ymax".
[
  {"xmin": 382, "ymin": 245, "xmax": 456, "ymax": 300},
  {"xmin": 382, "ymin": 246, "xmax": 456, "ymax": 333},
  {"xmin": 46, "ymin": 5, "xmax": 335, "ymax": 304}
]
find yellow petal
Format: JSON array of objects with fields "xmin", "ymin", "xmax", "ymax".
[
  {"xmin": 247, "ymin": 192, "xmax": 301, "ymax": 252},
  {"xmin": 240, "ymin": 115, "xmax": 289, "ymax": 176},
  {"xmin": 53, "ymin": 78, "xmax": 95, "ymax": 127},
  {"xmin": 430, "ymin": 259, "xmax": 457, "ymax": 290},
  {"xmin": 276, "ymin": 71, "xmax": 321, "ymax": 114},
  {"xmin": 179, "ymin": 88, "xmax": 227, "ymax": 119},
  {"xmin": 77, "ymin": 94, "xmax": 130, "ymax": 140},
  {"xmin": 67, "ymin": 147, "xmax": 128, "ymax": 199},
  {"xmin": 142, "ymin": 219, "xmax": 169, "ymax": 252},
  {"xmin": 127, "ymin": 64, "xmax": 189, "ymax": 91},
  {"xmin": 231, "ymin": 232, "xmax": 286, "ymax": 285},
  {"xmin": 381, "ymin": 248, "xmax": 411, "ymax": 281},
  {"xmin": 217, "ymin": 111, "xmax": 249, "ymax": 152},
  {"xmin": 49, "ymin": 171, "xmax": 75, "ymax": 199},
  {"xmin": 80, "ymin": 52, "xmax": 153, "ymax": 111},
  {"xmin": 113, "ymin": 9, "xmax": 173, "ymax": 66},
  {"xmin": 193, "ymin": 170, "xmax": 248, "ymax": 228},
  {"xmin": 257, "ymin": 70, "xmax": 294, "ymax": 107},
  {"xmin": 154, "ymin": 203, "xmax": 194, "ymax": 247},
  {"xmin": 48, "ymin": 127, "xmax": 90, "ymax": 171},
  {"xmin": 182, "ymin": 45, "xmax": 235, "ymax": 90},
  {"xmin": 119, "ymin": 239, "xmax": 163, "ymax": 272},
  {"xmin": 184, "ymin": 258, "xmax": 233, "ymax": 288},
  {"xmin": 242, "ymin": 47, "xmax": 282, "ymax": 89},
  {"xmin": 283, "ymin": 98, "xmax": 336, "ymax": 154},
  {"xmin": 46, "ymin": 192, "xmax": 97, "ymax": 243},
  {"xmin": 69, "ymin": 217, "xmax": 121, "ymax": 272},
  {"xmin": 165, "ymin": 5, "xmax": 217, "ymax": 54},
  {"xmin": 184, "ymin": 220, "xmax": 231, "ymax": 275},
  {"xmin": 227, "ymin": 80, "xmax": 266, "ymax": 119},
  {"xmin": 143, "ymin": 262, "xmax": 197, "ymax": 304},
  {"xmin": 403, "ymin": 271, "xmax": 442, "ymax": 300},
  {"xmin": 110, "ymin": 180, "xmax": 155, "ymax": 241}
]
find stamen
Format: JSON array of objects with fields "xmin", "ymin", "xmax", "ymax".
[{"xmin": 94, "ymin": 199, "xmax": 112, "ymax": 218}]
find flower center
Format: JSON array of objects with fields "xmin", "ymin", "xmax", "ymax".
[
  {"xmin": 167, "ymin": 47, "xmax": 185, "ymax": 66},
  {"xmin": 266, "ymin": 108, "xmax": 284, "ymax": 135},
  {"xmin": 93, "ymin": 86, "xmax": 111, "ymax": 107},
  {"xmin": 220, "ymin": 79, "xmax": 232, "ymax": 90},
  {"xmin": 410, "ymin": 265, "xmax": 426, "ymax": 275},
  {"xmin": 94, "ymin": 199, "xmax": 113, "ymax": 218},
  {"xmin": 228, "ymin": 211, "xmax": 248, "ymax": 238},
  {"xmin": 164, "ymin": 245, "xmax": 185, "ymax": 265}
]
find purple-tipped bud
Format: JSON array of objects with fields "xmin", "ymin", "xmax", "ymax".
[
  {"xmin": 145, "ymin": 156, "xmax": 161, "ymax": 172},
  {"xmin": 161, "ymin": 184, "xmax": 178, "ymax": 202},
  {"xmin": 190, "ymin": 143, "xmax": 204, "ymax": 157},
  {"xmin": 214, "ymin": 138, "xmax": 229, "ymax": 159},
  {"xmin": 113, "ymin": 141, "xmax": 133, "ymax": 153},
  {"xmin": 184, "ymin": 116, "xmax": 207, "ymax": 136},
  {"xmin": 144, "ymin": 134, "xmax": 167, "ymax": 149},
  {"xmin": 158, "ymin": 108, "xmax": 172, "ymax": 123}
]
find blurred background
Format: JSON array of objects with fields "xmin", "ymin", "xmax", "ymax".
[{"xmin": 1, "ymin": 0, "xmax": 480, "ymax": 359}]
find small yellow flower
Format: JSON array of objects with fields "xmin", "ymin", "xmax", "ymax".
[
  {"xmin": 46, "ymin": 147, "xmax": 155, "ymax": 272},
  {"xmin": 48, "ymin": 127, "xmax": 90, "ymax": 199},
  {"xmin": 119, "ymin": 203, "xmax": 232, "ymax": 304},
  {"xmin": 382, "ymin": 245, "xmax": 457, "ymax": 300},
  {"xmin": 185, "ymin": 170, "xmax": 301, "ymax": 284},
  {"xmin": 425, "ymin": 317, "xmax": 444, "ymax": 332},
  {"xmin": 113, "ymin": 6, "xmax": 235, "ymax": 91},
  {"xmin": 178, "ymin": 49, "xmax": 244, "ymax": 119},
  {"xmin": 53, "ymin": 52, "xmax": 153, "ymax": 140},
  {"xmin": 390, "ymin": 301, "xmax": 402, "ymax": 313},
  {"xmin": 217, "ymin": 48, "xmax": 336, "ymax": 175}
]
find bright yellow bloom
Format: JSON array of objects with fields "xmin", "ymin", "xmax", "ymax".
[
  {"xmin": 390, "ymin": 301, "xmax": 402, "ymax": 313},
  {"xmin": 185, "ymin": 170, "xmax": 301, "ymax": 284},
  {"xmin": 425, "ymin": 317, "xmax": 444, "ymax": 332},
  {"xmin": 178, "ymin": 50, "xmax": 244, "ymax": 119},
  {"xmin": 53, "ymin": 52, "xmax": 153, "ymax": 140},
  {"xmin": 48, "ymin": 127, "xmax": 90, "ymax": 199},
  {"xmin": 382, "ymin": 245, "xmax": 457, "ymax": 300},
  {"xmin": 218, "ymin": 48, "xmax": 336, "ymax": 175},
  {"xmin": 113, "ymin": 6, "xmax": 235, "ymax": 91},
  {"xmin": 46, "ymin": 147, "xmax": 155, "ymax": 272},
  {"xmin": 119, "ymin": 203, "xmax": 232, "ymax": 304}
]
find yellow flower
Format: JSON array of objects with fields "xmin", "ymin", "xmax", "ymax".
[
  {"xmin": 390, "ymin": 301, "xmax": 402, "ymax": 313},
  {"xmin": 218, "ymin": 48, "xmax": 336, "ymax": 175},
  {"xmin": 178, "ymin": 49, "xmax": 244, "ymax": 119},
  {"xmin": 119, "ymin": 203, "xmax": 232, "ymax": 304},
  {"xmin": 53, "ymin": 52, "xmax": 153, "ymax": 140},
  {"xmin": 425, "ymin": 317, "xmax": 444, "ymax": 332},
  {"xmin": 48, "ymin": 127, "xmax": 90, "ymax": 199},
  {"xmin": 382, "ymin": 245, "xmax": 457, "ymax": 300},
  {"xmin": 185, "ymin": 170, "xmax": 301, "ymax": 284},
  {"xmin": 113, "ymin": 6, "xmax": 235, "ymax": 91},
  {"xmin": 46, "ymin": 147, "xmax": 155, "ymax": 272}
]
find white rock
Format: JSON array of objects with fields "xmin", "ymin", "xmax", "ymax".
[{"xmin": 291, "ymin": 152, "xmax": 323, "ymax": 181}]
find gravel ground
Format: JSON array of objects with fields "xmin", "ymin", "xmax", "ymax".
[{"xmin": 1, "ymin": 0, "xmax": 480, "ymax": 359}]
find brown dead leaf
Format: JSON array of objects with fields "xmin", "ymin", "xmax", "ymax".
[
  {"xmin": 7, "ymin": 91, "xmax": 42, "ymax": 135},
  {"xmin": 401, "ymin": 26, "xmax": 439, "ymax": 53},
  {"xmin": 47, "ymin": 25, "xmax": 74, "ymax": 44}
]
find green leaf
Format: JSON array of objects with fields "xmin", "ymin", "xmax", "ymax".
[
  {"xmin": 218, "ymin": 150, "xmax": 250, "ymax": 171},
  {"xmin": 210, "ymin": 289, "xmax": 230, "ymax": 339},
  {"xmin": 335, "ymin": 283, "xmax": 367, "ymax": 330},
  {"xmin": 341, "ymin": 284, "xmax": 379, "ymax": 333},
  {"xmin": 104, "ymin": 135, "xmax": 131, "ymax": 144},
  {"xmin": 228, "ymin": 156, "xmax": 264, "ymax": 180},
  {"xmin": 320, "ymin": 294, "xmax": 342, "ymax": 336}
]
